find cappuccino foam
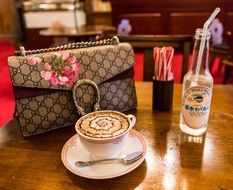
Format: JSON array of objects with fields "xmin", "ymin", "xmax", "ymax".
[{"xmin": 78, "ymin": 112, "xmax": 129, "ymax": 138}]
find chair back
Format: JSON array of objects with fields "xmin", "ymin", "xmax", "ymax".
[
  {"xmin": 118, "ymin": 35, "xmax": 193, "ymax": 82},
  {"xmin": 225, "ymin": 31, "xmax": 233, "ymax": 59}
]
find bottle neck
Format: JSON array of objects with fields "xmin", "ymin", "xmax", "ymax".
[{"xmin": 190, "ymin": 30, "xmax": 210, "ymax": 75}]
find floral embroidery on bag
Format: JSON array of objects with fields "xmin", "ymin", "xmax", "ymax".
[
  {"xmin": 27, "ymin": 55, "xmax": 42, "ymax": 66},
  {"xmin": 26, "ymin": 52, "xmax": 80, "ymax": 86}
]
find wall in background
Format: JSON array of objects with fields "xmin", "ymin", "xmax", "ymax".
[{"xmin": 110, "ymin": 0, "xmax": 233, "ymax": 36}]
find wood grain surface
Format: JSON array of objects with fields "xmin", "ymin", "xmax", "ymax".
[{"xmin": 0, "ymin": 82, "xmax": 232, "ymax": 190}]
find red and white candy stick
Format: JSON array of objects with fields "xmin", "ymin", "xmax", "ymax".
[{"xmin": 153, "ymin": 46, "xmax": 174, "ymax": 81}]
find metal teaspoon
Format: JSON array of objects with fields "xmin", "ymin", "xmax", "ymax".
[{"xmin": 75, "ymin": 151, "xmax": 144, "ymax": 167}]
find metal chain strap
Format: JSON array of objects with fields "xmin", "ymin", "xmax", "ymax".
[
  {"xmin": 72, "ymin": 79, "xmax": 101, "ymax": 116},
  {"xmin": 15, "ymin": 36, "xmax": 120, "ymax": 56}
]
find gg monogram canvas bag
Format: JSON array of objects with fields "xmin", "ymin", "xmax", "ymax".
[{"xmin": 8, "ymin": 36, "xmax": 137, "ymax": 137}]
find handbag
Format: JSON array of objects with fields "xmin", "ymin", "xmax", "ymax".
[{"xmin": 8, "ymin": 36, "xmax": 137, "ymax": 137}]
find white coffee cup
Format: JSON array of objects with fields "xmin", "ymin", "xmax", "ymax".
[{"xmin": 75, "ymin": 110, "xmax": 136, "ymax": 159}]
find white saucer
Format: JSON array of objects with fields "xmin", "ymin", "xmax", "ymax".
[{"xmin": 61, "ymin": 129, "xmax": 147, "ymax": 179}]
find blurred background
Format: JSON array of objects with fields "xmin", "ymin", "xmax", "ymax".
[{"xmin": 0, "ymin": 0, "xmax": 233, "ymax": 83}]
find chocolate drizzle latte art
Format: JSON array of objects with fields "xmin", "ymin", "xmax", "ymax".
[{"xmin": 78, "ymin": 112, "xmax": 129, "ymax": 138}]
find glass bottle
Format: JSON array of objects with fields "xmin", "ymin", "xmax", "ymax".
[{"xmin": 179, "ymin": 28, "xmax": 213, "ymax": 136}]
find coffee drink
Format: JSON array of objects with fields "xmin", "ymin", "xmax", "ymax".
[
  {"xmin": 77, "ymin": 112, "xmax": 129, "ymax": 138},
  {"xmin": 75, "ymin": 111, "xmax": 136, "ymax": 159}
]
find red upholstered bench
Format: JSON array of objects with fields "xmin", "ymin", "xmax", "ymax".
[{"xmin": 0, "ymin": 41, "xmax": 17, "ymax": 127}]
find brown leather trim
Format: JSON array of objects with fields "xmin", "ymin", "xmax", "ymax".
[
  {"xmin": 13, "ymin": 67, "xmax": 134, "ymax": 99},
  {"xmin": 14, "ymin": 87, "xmax": 61, "ymax": 99}
]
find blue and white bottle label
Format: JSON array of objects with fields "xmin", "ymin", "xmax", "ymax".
[{"xmin": 182, "ymin": 86, "xmax": 212, "ymax": 129}]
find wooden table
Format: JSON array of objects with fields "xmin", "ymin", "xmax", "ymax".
[
  {"xmin": 0, "ymin": 83, "xmax": 233, "ymax": 190},
  {"xmin": 118, "ymin": 35, "xmax": 193, "ymax": 82},
  {"xmin": 39, "ymin": 25, "xmax": 116, "ymax": 44}
]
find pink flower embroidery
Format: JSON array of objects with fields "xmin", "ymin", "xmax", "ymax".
[
  {"xmin": 40, "ymin": 70, "xmax": 52, "ymax": 80},
  {"xmin": 26, "ymin": 52, "xmax": 81, "ymax": 86},
  {"xmin": 50, "ymin": 75, "xmax": 59, "ymax": 85},
  {"xmin": 58, "ymin": 76, "xmax": 69, "ymax": 83},
  {"xmin": 63, "ymin": 66, "xmax": 72, "ymax": 74},
  {"xmin": 44, "ymin": 62, "xmax": 51, "ymax": 70},
  {"xmin": 72, "ymin": 63, "xmax": 80, "ymax": 76},
  {"xmin": 66, "ymin": 55, "xmax": 76, "ymax": 64},
  {"xmin": 27, "ymin": 53, "xmax": 80, "ymax": 86},
  {"xmin": 61, "ymin": 52, "xmax": 69, "ymax": 60},
  {"xmin": 27, "ymin": 56, "xmax": 42, "ymax": 65}
]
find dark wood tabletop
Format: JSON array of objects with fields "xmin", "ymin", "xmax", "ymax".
[{"xmin": 0, "ymin": 82, "xmax": 233, "ymax": 190}]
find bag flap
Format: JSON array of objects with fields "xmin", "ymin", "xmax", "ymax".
[{"xmin": 8, "ymin": 40, "xmax": 135, "ymax": 90}]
